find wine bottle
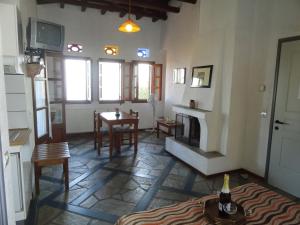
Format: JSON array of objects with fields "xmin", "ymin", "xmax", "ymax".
[{"xmin": 218, "ymin": 174, "xmax": 231, "ymax": 218}]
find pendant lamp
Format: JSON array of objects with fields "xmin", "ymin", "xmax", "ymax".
[{"xmin": 118, "ymin": 0, "xmax": 141, "ymax": 33}]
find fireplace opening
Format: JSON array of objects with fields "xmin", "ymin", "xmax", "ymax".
[{"xmin": 175, "ymin": 113, "xmax": 200, "ymax": 147}]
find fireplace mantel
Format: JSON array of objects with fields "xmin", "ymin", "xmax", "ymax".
[{"xmin": 173, "ymin": 105, "xmax": 211, "ymax": 119}]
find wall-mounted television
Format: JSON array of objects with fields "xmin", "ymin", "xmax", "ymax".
[{"xmin": 27, "ymin": 17, "xmax": 65, "ymax": 52}]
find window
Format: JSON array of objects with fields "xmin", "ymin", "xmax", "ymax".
[
  {"xmin": 64, "ymin": 57, "xmax": 91, "ymax": 102},
  {"xmin": 133, "ymin": 62, "xmax": 153, "ymax": 101},
  {"xmin": 104, "ymin": 45, "xmax": 119, "ymax": 56},
  {"xmin": 137, "ymin": 48, "xmax": 150, "ymax": 58},
  {"xmin": 99, "ymin": 60, "xmax": 122, "ymax": 102},
  {"xmin": 67, "ymin": 43, "xmax": 83, "ymax": 52},
  {"xmin": 98, "ymin": 59, "xmax": 162, "ymax": 103}
]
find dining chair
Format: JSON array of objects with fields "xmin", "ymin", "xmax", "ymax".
[
  {"xmin": 93, "ymin": 110, "xmax": 109, "ymax": 155},
  {"xmin": 93, "ymin": 110, "xmax": 98, "ymax": 149},
  {"xmin": 114, "ymin": 109, "xmax": 139, "ymax": 150}
]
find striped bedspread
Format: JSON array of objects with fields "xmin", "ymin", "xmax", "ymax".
[{"xmin": 115, "ymin": 183, "xmax": 300, "ymax": 225}]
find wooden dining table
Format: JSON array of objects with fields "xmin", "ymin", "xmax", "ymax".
[{"xmin": 98, "ymin": 111, "xmax": 139, "ymax": 159}]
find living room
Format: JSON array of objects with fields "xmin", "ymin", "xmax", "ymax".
[{"xmin": 0, "ymin": 0, "xmax": 299, "ymax": 225}]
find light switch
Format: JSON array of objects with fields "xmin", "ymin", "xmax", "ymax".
[{"xmin": 260, "ymin": 111, "xmax": 268, "ymax": 118}]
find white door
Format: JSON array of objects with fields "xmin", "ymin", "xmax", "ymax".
[{"xmin": 268, "ymin": 39, "xmax": 300, "ymax": 197}]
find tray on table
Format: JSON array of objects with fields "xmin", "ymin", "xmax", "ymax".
[{"xmin": 202, "ymin": 198, "xmax": 246, "ymax": 225}]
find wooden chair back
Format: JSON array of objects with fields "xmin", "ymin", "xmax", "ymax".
[
  {"xmin": 130, "ymin": 109, "xmax": 139, "ymax": 118},
  {"xmin": 93, "ymin": 110, "xmax": 99, "ymax": 149}
]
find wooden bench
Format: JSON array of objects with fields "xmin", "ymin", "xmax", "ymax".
[{"xmin": 32, "ymin": 142, "xmax": 70, "ymax": 195}]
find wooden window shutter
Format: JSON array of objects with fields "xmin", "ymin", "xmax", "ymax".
[
  {"xmin": 152, "ymin": 64, "xmax": 162, "ymax": 101},
  {"xmin": 122, "ymin": 62, "xmax": 132, "ymax": 101},
  {"xmin": 98, "ymin": 62, "xmax": 103, "ymax": 100},
  {"xmin": 132, "ymin": 63, "xmax": 138, "ymax": 100}
]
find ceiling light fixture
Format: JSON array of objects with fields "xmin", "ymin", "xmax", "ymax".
[{"xmin": 118, "ymin": 0, "xmax": 141, "ymax": 33}]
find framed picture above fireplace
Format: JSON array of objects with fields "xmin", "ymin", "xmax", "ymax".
[{"xmin": 191, "ymin": 65, "xmax": 213, "ymax": 88}]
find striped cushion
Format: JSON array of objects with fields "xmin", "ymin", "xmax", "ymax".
[{"xmin": 115, "ymin": 183, "xmax": 300, "ymax": 225}]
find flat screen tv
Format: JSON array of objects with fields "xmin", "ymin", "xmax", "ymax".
[{"xmin": 27, "ymin": 17, "xmax": 65, "ymax": 52}]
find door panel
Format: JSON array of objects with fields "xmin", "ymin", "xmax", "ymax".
[
  {"xmin": 34, "ymin": 80, "xmax": 46, "ymax": 108},
  {"xmin": 268, "ymin": 40, "xmax": 300, "ymax": 197},
  {"xmin": 287, "ymin": 52, "xmax": 300, "ymax": 112},
  {"xmin": 280, "ymin": 138, "xmax": 300, "ymax": 173},
  {"xmin": 32, "ymin": 58, "xmax": 49, "ymax": 144},
  {"xmin": 36, "ymin": 109, "xmax": 48, "ymax": 138}
]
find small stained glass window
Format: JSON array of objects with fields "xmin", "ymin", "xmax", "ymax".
[
  {"xmin": 67, "ymin": 43, "xmax": 83, "ymax": 53},
  {"xmin": 137, "ymin": 48, "xmax": 150, "ymax": 58},
  {"xmin": 104, "ymin": 45, "xmax": 119, "ymax": 56}
]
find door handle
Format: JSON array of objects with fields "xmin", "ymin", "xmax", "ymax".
[{"xmin": 275, "ymin": 120, "xmax": 289, "ymax": 125}]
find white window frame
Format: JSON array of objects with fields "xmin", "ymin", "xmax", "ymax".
[
  {"xmin": 98, "ymin": 59, "xmax": 124, "ymax": 103},
  {"xmin": 64, "ymin": 57, "xmax": 92, "ymax": 103}
]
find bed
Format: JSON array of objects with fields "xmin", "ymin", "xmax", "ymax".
[{"xmin": 115, "ymin": 183, "xmax": 300, "ymax": 225}]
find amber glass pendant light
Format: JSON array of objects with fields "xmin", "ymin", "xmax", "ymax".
[{"xmin": 118, "ymin": 0, "xmax": 141, "ymax": 33}]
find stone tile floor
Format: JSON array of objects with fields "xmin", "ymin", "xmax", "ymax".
[{"xmin": 36, "ymin": 132, "xmax": 265, "ymax": 225}]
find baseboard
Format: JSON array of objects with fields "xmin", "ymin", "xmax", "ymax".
[
  {"xmin": 238, "ymin": 168, "xmax": 265, "ymax": 181},
  {"xmin": 203, "ymin": 168, "xmax": 264, "ymax": 181},
  {"xmin": 66, "ymin": 132, "xmax": 94, "ymax": 139},
  {"xmin": 66, "ymin": 129, "xmax": 154, "ymax": 139}
]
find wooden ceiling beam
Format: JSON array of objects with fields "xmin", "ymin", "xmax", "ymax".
[
  {"xmin": 119, "ymin": 11, "xmax": 127, "ymax": 18},
  {"xmin": 135, "ymin": 14, "xmax": 143, "ymax": 20},
  {"xmin": 51, "ymin": 0, "xmax": 167, "ymax": 20},
  {"xmin": 37, "ymin": 0, "xmax": 178, "ymax": 14},
  {"xmin": 95, "ymin": 0, "xmax": 180, "ymax": 13},
  {"xmin": 176, "ymin": 0, "xmax": 197, "ymax": 3},
  {"xmin": 81, "ymin": 0, "xmax": 87, "ymax": 11},
  {"xmin": 37, "ymin": 0, "xmax": 175, "ymax": 21}
]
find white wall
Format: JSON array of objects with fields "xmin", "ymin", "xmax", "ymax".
[
  {"xmin": 0, "ymin": 26, "xmax": 16, "ymax": 225},
  {"xmin": 162, "ymin": 0, "xmax": 244, "ymax": 171},
  {"xmin": 243, "ymin": 0, "xmax": 300, "ymax": 176},
  {"xmin": 0, "ymin": 2, "xmax": 37, "ymax": 224},
  {"xmin": 163, "ymin": 0, "xmax": 300, "ymax": 177},
  {"xmin": 37, "ymin": 4, "xmax": 165, "ymax": 133}
]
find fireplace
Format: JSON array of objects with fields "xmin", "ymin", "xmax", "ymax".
[
  {"xmin": 165, "ymin": 105, "xmax": 226, "ymax": 175},
  {"xmin": 175, "ymin": 113, "xmax": 200, "ymax": 147}
]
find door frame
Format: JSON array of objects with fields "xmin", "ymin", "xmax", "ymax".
[
  {"xmin": 265, "ymin": 35, "xmax": 300, "ymax": 180},
  {"xmin": 0, "ymin": 132, "xmax": 8, "ymax": 225}
]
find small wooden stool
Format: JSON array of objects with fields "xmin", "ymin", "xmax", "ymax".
[
  {"xmin": 156, "ymin": 119, "xmax": 176, "ymax": 138},
  {"xmin": 32, "ymin": 142, "xmax": 70, "ymax": 195}
]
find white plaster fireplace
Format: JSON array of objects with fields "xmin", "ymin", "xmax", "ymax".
[
  {"xmin": 173, "ymin": 105, "xmax": 210, "ymax": 152},
  {"xmin": 165, "ymin": 104, "xmax": 228, "ymax": 175},
  {"xmin": 172, "ymin": 104, "xmax": 222, "ymax": 152}
]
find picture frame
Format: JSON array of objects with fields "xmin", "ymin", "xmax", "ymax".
[
  {"xmin": 191, "ymin": 65, "xmax": 213, "ymax": 88},
  {"xmin": 173, "ymin": 68, "xmax": 186, "ymax": 84}
]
